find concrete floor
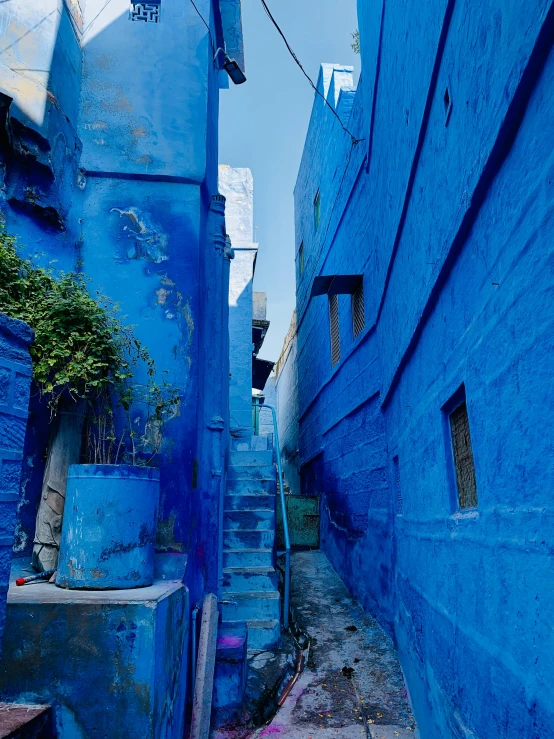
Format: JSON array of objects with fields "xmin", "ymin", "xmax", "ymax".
[{"xmin": 253, "ymin": 551, "xmax": 418, "ymax": 739}]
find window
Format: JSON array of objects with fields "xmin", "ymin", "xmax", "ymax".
[
  {"xmin": 449, "ymin": 401, "xmax": 477, "ymax": 509},
  {"xmin": 298, "ymin": 242, "xmax": 304, "ymax": 276},
  {"xmin": 329, "ymin": 294, "xmax": 340, "ymax": 366},
  {"xmin": 352, "ymin": 280, "xmax": 365, "ymax": 337},
  {"xmin": 314, "ymin": 190, "xmax": 321, "ymax": 231}
]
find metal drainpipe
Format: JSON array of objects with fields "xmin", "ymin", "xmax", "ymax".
[
  {"xmin": 191, "ymin": 604, "xmax": 200, "ymax": 690},
  {"xmin": 218, "ymin": 236, "xmax": 234, "ymax": 597},
  {"xmin": 206, "ymin": 193, "xmax": 227, "ymax": 596}
]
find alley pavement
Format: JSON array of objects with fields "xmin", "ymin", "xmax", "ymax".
[{"xmin": 254, "ymin": 551, "xmax": 418, "ymax": 739}]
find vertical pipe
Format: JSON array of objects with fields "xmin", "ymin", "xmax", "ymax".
[
  {"xmin": 218, "ymin": 236, "xmax": 234, "ymax": 597},
  {"xmin": 190, "ymin": 593, "xmax": 219, "ymax": 739},
  {"xmin": 260, "ymin": 404, "xmax": 290, "ymax": 629},
  {"xmin": 191, "ymin": 605, "xmax": 200, "ymax": 691}
]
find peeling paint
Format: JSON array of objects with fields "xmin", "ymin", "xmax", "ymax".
[{"xmin": 110, "ymin": 207, "xmax": 168, "ymax": 263}]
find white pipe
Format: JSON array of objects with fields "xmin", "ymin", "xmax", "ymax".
[{"xmin": 190, "ymin": 593, "xmax": 219, "ymax": 739}]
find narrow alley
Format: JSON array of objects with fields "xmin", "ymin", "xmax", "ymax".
[{"xmin": 255, "ymin": 552, "xmax": 417, "ymax": 739}]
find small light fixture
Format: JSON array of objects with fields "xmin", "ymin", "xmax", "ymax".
[{"xmin": 224, "ymin": 55, "xmax": 246, "ymax": 85}]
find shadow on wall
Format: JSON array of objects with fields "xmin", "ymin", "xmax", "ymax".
[{"xmin": 0, "ymin": 1, "xmax": 206, "ymax": 567}]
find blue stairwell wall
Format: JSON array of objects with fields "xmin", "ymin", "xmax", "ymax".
[
  {"xmin": 292, "ymin": 1, "xmax": 554, "ymax": 737},
  {"xmin": 0, "ymin": 314, "xmax": 33, "ymax": 655}
]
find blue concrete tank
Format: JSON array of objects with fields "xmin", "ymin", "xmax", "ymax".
[{"xmin": 57, "ymin": 464, "xmax": 160, "ymax": 589}]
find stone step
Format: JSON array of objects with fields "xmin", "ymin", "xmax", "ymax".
[
  {"xmin": 221, "ymin": 591, "xmax": 281, "ymax": 621},
  {"xmin": 0, "ymin": 703, "xmax": 54, "ymax": 738},
  {"xmin": 245, "ymin": 619, "xmax": 281, "ymax": 651},
  {"xmin": 227, "ymin": 465, "xmax": 275, "ymax": 481},
  {"xmin": 227, "ymin": 477, "xmax": 276, "ymax": 495},
  {"xmin": 223, "ymin": 509, "xmax": 275, "ymax": 530},
  {"xmin": 224, "ymin": 494, "xmax": 275, "ymax": 511},
  {"xmin": 230, "ymin": 450, "xmax": 274, "ymax": 467},
  {"xmin": 222, "ymin": 566, "xmax": 278, "ymax": 592},
  {"xmin": 223, "ymin": 529, "xmax": 275, "ymax": 549},
  {"xmin": 223, "ymin": 548, "xmax": 273, "ymax": 568}
]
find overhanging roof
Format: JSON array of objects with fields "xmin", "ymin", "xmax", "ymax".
[
  {"xmin": 310, "ymin": 275, "xmax": 363, "ymax": 298},
  {"xmin": 252, "ymin": 357, "xmax": 274, "ymax": 391}
]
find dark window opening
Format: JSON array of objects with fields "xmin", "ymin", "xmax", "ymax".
[
  {"xmin": 329, "ymin": 294, "xmax": 340, "ymax": 366},
  {"xmin": 449, "ymin": 401, "xmax": 477, "ymax": 509},
  {"xmin": 299, "ymin": 242, "xmax": 304, "ymax": 276},
  {"xmin": 352, "ymin": 280, "xmax": 365, "ymax": 337},
  {"xmin": 314, "ymin": 190, "xmax": 321, "ymax": 231}
]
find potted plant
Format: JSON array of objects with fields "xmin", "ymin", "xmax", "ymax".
[{"xmin": 0, "ymin": 230, "xmax": 178, "ymax": 588}]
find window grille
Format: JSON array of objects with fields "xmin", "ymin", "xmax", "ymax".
[
  {"xmin": 314, "ymin": 190, "xmax": 321, "ymax": 231},
  {"xmin": 329, "ymin": 294, "xmax": 340, "ymax": 366},
  {"xmin": 130, "ymin": 0, "xmax": 160, "ymax": 21},
  {"xmin": 449, "ymin": 401, "xmax": 478, "ymax": 509},
  {"xmin": 299, "ymin": 242, "xmax": 305, "ymax": 276},
  {"xmin": 352, "ymin": 280, "xmax": 365, "ymax": 337}
]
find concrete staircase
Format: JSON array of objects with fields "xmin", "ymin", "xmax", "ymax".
[{"xmin": 221, "ymin": 436, "xmax": 281, "ymax": 652}]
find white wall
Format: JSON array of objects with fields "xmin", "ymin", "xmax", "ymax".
[{"xmin": 219, "ymin": 165, "xmax": 258, "ymax": 437}]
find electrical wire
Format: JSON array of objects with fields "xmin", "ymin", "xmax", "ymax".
[
  {"xmin": 189, "ymin": 0, "xmax": 216, "ymax": 56},
  {"xmin": 259, "ymin": 0, "xmax": 363, "ymax": 144}
]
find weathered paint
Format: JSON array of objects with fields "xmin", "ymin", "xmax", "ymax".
[
  {"xmin": 288, "ymin": 1, "xmax": 554, "ymax": 736},
  {"xmin": 57, "ymin": 464, "xmax": 160, "ymax": 589},
  {"xmin": 0, "ymin": 560, "xmax": 189, "ymax": 738},
  {"xmin": 0, "ymin": 0, "xmax": 243, "ymax": 721},
  {"xmin": 0, "ymin": 315, "xmax": 33, "ymax": 657}
]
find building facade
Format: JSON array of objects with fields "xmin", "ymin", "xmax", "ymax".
[
  {"xmin": 289, "ymin": 2, "xmax": 554, "ymax": 737},
  {"xmin": 0, "ymin": 0, "xmax": 246, "ymax": 732}
]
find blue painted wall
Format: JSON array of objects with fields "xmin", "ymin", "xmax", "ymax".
[
  {"xmin": 0, "ymin": 315, "xmax": 33, "ymax": 656},
  {"xmin": 291, "ymin": 1, "xmax": 554, "ymax": 736},
  {"xmin": 0, "ymin": 0, "xmax": 243, "ymax": 607}
]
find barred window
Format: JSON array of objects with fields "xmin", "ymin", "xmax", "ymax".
[
  {"xmin": 299, "ymin": 242, "xmax": 305, "ymax": 276},
  {"xmin": 314, "ymin": 190, "xmax": 321, "ymax": 231},
  {"xmin": 449, "ymin": 401, "xmax": 478, "ymax": 509},
  {"xmin": 329, "ymin": 294, "xmax": 340, "ymax": 366},
  {"xmin": 352, "ymin": 280, "xmax": 365, "ymax": 337}
]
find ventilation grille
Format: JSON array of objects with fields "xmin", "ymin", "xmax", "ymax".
[
  {"xmin": 352, "ymin": 281, "xmax": 365, "ymax": 337},
  {"xmin": 450, "ymin": 402, "xmax": 478, "ymax": 509},
  {"xmin": 329, "ymin": 294, "xmax": 340, "ymax": 366}
]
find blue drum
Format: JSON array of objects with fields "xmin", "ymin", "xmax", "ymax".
[{"xmin": 57, "ymin": 464, "xmax": 160, "ymax": 589}]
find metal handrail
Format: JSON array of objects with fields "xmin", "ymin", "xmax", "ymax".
[{"xmin": 259, "ymin": 403, "xmax": 290, "ymax": 629}]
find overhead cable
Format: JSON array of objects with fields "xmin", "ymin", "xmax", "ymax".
[{"xmin": 259, "ymin": 0, "xmax": 363, "ymax": 144}]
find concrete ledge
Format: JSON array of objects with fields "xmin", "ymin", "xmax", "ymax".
[{"xmin": 0, "ymin": 560, "xmax": 189, "ymax": 738}]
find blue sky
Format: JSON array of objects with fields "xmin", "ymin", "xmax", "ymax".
[{"xmin": 219, "ymin": 0, "xmax": 359, "ymax": 361}]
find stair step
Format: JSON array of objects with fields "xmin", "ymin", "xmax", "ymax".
[
  {"xmin": 227, "ymin": 465, "xmax": 275, "ymax": 481},
  {"xmin": 223, "ymin": 548, "xmax": 273, "ymax": 568},
  {"xmin": 227, "ymin": 477, "xmax": 276, "ymax": 495},
  {"xmin": 222, "ymin": 566, "xmax": 278, "ymax": 592},
  {"xmin": 0, "ymin": 703, "xmax": 54, "ymax": 738},
  {"xmin": 224, "ymin": 494, "xmax": 275, "ymax": 511},
  {"xmin": 230, "ymin": 450, "xmax": 274, "ymax": 467},
  {"xmin": 221, "ymin": 591, "xmax": 281, "ymax": 621},
  {"xmin": 223, "ymin": 529, "xmax": 275, "ymax": 549},
  {"xmin": 244, "ymin": 619, "xmax": 281, "ymax": 651},
  {"xmin": 223, "ymin": 509, "xmax": 275, "ymax": 530}
]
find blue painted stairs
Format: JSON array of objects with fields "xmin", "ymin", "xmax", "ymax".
[{"xmin": 221, "ymin": 442, "xmax": 281, "ymax": 651}]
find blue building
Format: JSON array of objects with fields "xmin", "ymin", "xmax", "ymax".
[
  {"xmin": 286, "ymin": 2, "xmax": 554, "ymax": 737},
  {"xmin": 0, "ymin": 0, "xmax": 253, "ymax": 734}
]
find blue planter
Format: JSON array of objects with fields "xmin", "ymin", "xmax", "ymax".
[{"xmin": 57, "ymin": 464, "xmax": 160, "ymax": 589}]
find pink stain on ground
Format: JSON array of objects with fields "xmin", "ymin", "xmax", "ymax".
[
  {"xmin": 259, "ymin": 726, "xmax": 282, "ymax": 735},
  {"xmin": 217, "ymin": 635, "xmax": 244, "ymax": 648}
]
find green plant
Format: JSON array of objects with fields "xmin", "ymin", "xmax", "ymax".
[
  {"xmin": 351, "ymin": 29, "xmax": 360, "ymax": 55},
  {"xmin": 0, "ymin": 228, "xmax": 178, "ymax": 463}
]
